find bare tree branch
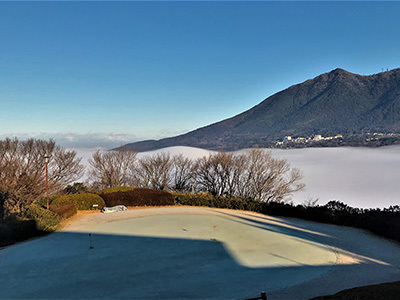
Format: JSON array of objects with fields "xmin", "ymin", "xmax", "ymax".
[
  {"xmin": 0, "ymin": 138, "xmax": 84, "ymax": 218},
  {"xmin": 88, "ymin": 149, "xmax": 137, "ymax": 189}
]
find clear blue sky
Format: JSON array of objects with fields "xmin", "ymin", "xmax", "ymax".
[{"xmin": 1, "ymin": 1, "xmax": 399, "ymax": 148}]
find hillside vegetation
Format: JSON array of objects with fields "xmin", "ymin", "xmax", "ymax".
[{"xmin": 122, "ymin": 68, "xmax": 400, "ymax": 151}]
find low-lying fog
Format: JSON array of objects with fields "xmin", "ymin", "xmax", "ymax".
[{"xmin": 74, "ymin": 145, "xmax": 400, "ymax": 209}]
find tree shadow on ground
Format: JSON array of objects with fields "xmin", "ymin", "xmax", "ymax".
[{"xmin": 212, "ymin": 209, "xmax": 400, "ymax": 267}]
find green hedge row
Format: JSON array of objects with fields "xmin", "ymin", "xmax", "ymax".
[
  {"xmin": 37, "ymin": 196, "xmax": 58, "ymax": 208},
  {"xmin": 22, "ymin": 205, "xmax": 61, "ymax": 232},
  {"xmin": 51, "ymin": 193, "xmax": 105, "ymax": 210},
  {"xmin": 173, "ymin": 191, "xmax": 263, "ymax": 212},
  {"xmin": 99, "ymin": 188, "xmax": 174, "ymax": 207}
]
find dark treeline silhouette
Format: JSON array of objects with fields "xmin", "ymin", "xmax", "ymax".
[{"xmin": 262, "ymin": 200, "xmax": 400, "ymax": 242}]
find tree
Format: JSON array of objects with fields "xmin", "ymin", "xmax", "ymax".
[
  {"xmin": 241, "ymin": 149, "xmax": 304, "ymax": 202},
  {"xmin": 195, "ymin": 152, "xmax": 245, "ymax": 197},
  {"xmin": 88, "ymin": 148, "xmax": 137, "ymax": 189},
  {"xmin": 0, "ymin": 138, "xmax": 84, "ymax": 219},
  {"xmin": 171, "ymin": 154, "xmax": 197, "ymax": 192},
  {"xmin": 135, "ymin": 152, "xmax": 173, "ymax": 190},
  {"xmin": 195, "ymin": 149, "xmax": 304, "ymax": 202}
]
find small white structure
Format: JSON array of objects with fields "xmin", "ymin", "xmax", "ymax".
[
  {"xmin": 283, "ymin": 136, "xmax": 292, "ymax": 141},
  {"xmin": 313, "ymin": 135, "xmax": 322, "ymax": 141},
  {"xmin": 101, "ymin": 205, "xmax": 128, "ymax": 213}
]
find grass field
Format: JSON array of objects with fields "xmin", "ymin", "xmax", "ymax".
[{"xmin": 1, "ymin": 207, "xmax": 399, "ymax": 300}]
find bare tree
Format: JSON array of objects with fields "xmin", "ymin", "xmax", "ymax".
[
  {"xmin": 171, "ymin": 154, "xmax": 196, "ymax": 192},
  {"xmin": 88, "ymin": 149, "xmax": 137, "ymax": 189},
  {"xmin": 195, "ymin": 152, "xmax": 240, "ymax": 197},
  {"xmin": 195, "ymin": 149, "xmax": 304, "ymax": 202},
  {"xmin": 239, "ymin": 149, "xmax": 305, "ymax": 202},
  {"xmin": 0, "ymin": 138, "xmax": 84, "ymax": 218},
  {"xmin": 226, "ymin": 153, "xmax": 248, "ymax": 197},
  {"xmin": 136, "ymin": 152, "xmax": 173, "ymax": 190}
]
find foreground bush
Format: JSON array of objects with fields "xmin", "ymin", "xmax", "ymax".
[
  {"xmin": 99, "ymin": 188, "xmax": 174, "ymax": 207},
  {"xmin": 50, "ymin": 204, "xmax": 77, "ymax": 219},
  {"xmin": 98, "ymin": 186, "xmax": 135, "ymax": 195},
  {"xmin": 173, "ymin": 191, "xmax": 263, "ymax": 212},
  {"xmin": 22, "ymin": 205, "xmax": 61, "ymax": 232},
  {"xmin": 0, "ymin": 219, "xmax": 40, "ymax": 247},
  {"xmin": 310, "ymin": 280, "xmax": 400, "ymax": 300},
  {"xmin": 369, "ymin": 213, "xmax": 400, "ymax": 242},
  {"xmin": 51, "ymin": 193, "xmax": 105, "ymax": 210}
]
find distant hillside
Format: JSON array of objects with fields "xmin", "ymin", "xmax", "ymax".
[{"xmin": 121, "ymin": 68, "xmax": 400, "ymax": 152}]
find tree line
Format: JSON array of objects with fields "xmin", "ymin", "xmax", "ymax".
[
  {"xmin": 0, "ymin": 138, "xmax": 304, "ymax": 219},
  {"xmin": 88, "ymin": 148, "xmax": 304, "ymax": 201}
]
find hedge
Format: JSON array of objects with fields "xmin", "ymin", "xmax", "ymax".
[
  {"xmin": 22, "ymin": 205, "xmax": 61, "ymax": 232},
  {"xmin": 99, "ymin": 188, "xmax": 174, "ymax": 207},
  {"xmin": 0, "ymin": 219, "xmax": 41, "ymax": 247},
  {"xmin": 98, "ymin": 186, "xmax": 135, "ymax": 195},
  {"xmin": 50, "ymin": 204, "xmax": 77, "ymax": 219},
  {"xmin": 173, "ymin": 191, "xmax": 263, "ymax": 212},
  {"xmin": 172, "ymin": 191, "xmax": 214, "ymax": 207},
  {"xmin": 51, "ymin": 193, "xmax": 105, "ymax": 210},
  {"xmin": 37, "ymin": 195, "xmax": 58, "ymax": 208}
]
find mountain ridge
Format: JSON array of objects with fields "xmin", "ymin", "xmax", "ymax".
[{"xmin": 120, "ymin": 68, "xmax": 400, "ymax": 152}]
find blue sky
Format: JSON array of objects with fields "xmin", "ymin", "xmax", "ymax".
[{"xmin": 1, "ymin": 1, "xmax": 399, "ymax": 149}]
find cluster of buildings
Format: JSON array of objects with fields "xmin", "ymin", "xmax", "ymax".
[
  {"xmin": 274, "ymin": 132, "xmax": 400, "ymax": 148},
  {"xmin": 364, "ymin": 132, "xmax": 399, "ymax": 141},
  {"xmin": 275, "ymin": 134, "xmax": 343, "ymax": 146}
]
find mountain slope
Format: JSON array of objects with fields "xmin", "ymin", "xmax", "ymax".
[{"xmin": 122, "ymin": 68, "xmax": 400, "ymax": 152}]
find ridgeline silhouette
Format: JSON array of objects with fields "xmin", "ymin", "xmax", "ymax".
[{"xmin": 122, "ymin": 68, "xmax": 400, "ymax": 152}]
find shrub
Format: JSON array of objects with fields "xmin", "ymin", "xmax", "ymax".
[
  {"xmin": 51, "ymin": 193, "xmax": 105, "ymax": 210},
  {"xmin": 99, "ymin": 188, "xmax": 174, "ymax": 207},
  {"xmin": 50, "ymin": 204, "xmax": 77, "ymax": 219},
  {"xmin": 37, "ymin": 195, "xmax": 58, "ymax": 208},
  {"xmin": 22, "ymin": 205, "xmax": 61, "ymax": 232},
  {"xmin": 98, "ymin": 186, "xmax": 135, "ymax": 195},
  {"xmin": 369, "ymin": 213, "xmax": 400, "ymax": 241},
  {"xmin": 64, "ymin": 182, "xmax": 91, "ymax": 195},
  {"xmin": 173, "ymin": 191, "xmax": 264, "ymax": 212},
  {"xmin": 0, "ymin": 219, "xmax": 40, "ymax": 247},
  {"xmin": 173, "ymin": 191, "xmax": 214, "ymax": 207}
]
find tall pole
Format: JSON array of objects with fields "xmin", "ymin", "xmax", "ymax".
[{"xmin": 45, "ymin": 156, "xmax": 49, "ymax": 210}]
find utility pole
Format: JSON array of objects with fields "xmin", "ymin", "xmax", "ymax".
[{"xmin": 44, "ymin": 155, "xmax": 49, "ymax": 210}]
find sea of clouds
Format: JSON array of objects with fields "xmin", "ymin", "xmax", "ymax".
[{"xmin": 74, "ymin": 145, "xmax": 400, "ymax": 209}]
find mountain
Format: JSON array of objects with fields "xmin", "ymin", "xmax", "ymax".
[{"xmin": 121, "ymin": 68, "xmax": 400, "ymax": 152}]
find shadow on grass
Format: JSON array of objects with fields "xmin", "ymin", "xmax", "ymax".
[
  {"xmin": 0, "ymin": 228, "xmax": 399, "ymax": 300},
  {"xmin": 212, "ymin": 209, "xmax": 400, "ymax": 267},
  {"xmin": 0, "ymin": 219, "xmax": 48, "ymax": 248},
  {"xmin": 2, "ymin": 208, "xmax": 400, "ymax": 300},
  {"xmin": 0, "ymin": 231, "xmax": 333, "ymax": 299}
]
